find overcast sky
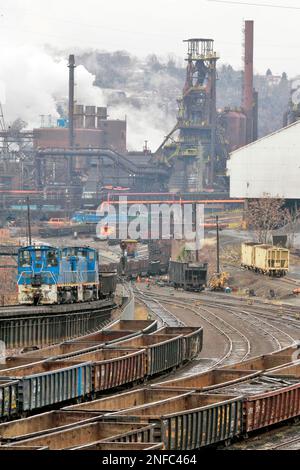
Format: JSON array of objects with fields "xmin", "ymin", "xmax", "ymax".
[{"xmin": 0, "ymin": 0, "xmax": 300, "ymax": 77}]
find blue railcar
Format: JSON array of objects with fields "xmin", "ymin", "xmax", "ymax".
[
  {"xmin": 71, "ymin": 211, "xmax": 101, "ymax": 224},
  {"xmin": 17, "ymin": 245, "xmax": 100, "ymax": 305}
]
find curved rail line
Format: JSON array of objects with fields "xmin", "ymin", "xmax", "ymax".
[
  {"xmin": 135, "ymin": 288, "xmax": 251, "ymax": 368},
  {"xmin": 195, "ymin": 300, "xmax": 296, "ymax": 351},
  {"xmin": 134, "ymin": 293, "xmax": 184, "ymax": 328},
  {"xmin": 135, "ymin": 287, "xmax": 296, "ymax": 371},
  {"xmin": 179, "ymin": 297, "xmax": 295, "ymax": 351},
  {"xmin": 0, "ymin": 299, "xmax": 114, "ymax": 318},
  {"xmin": 138, "ymin": 289, "xmax": 299, "ymax": 346},
  {"xmin": 185, "ymin": 302, "xmax": 251, "ymax": 367}
]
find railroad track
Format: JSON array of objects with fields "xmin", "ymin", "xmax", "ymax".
[
  {"xmin": 134, "ymin": 289, "xmax": 184, "ymax": 328},
  {"xmin": 185, "ymin": 292, "xmax": 300, "ymax": 338},
  {"xmin": 138, "ymin": 288, "xmax": 300, "ymax": 335},
  {"xmin": 186, "ymin": 302, "xmax": 251, "ymax": 367},
  {"xmin": 1, "ymin": 306, "xmax": 114, "ymax": 350},
  {"xmin": 270, "ymin": 436, "xmax": 300, "ymax": 450},
  {"xmin": 135, "ymin": 288, "xmax": 252, "ymax": 368},
  {"xmin": 191, "ymin": 300, "xmax": 295, "ymax": 351},
  {"xmin": 198, "ymin": 301, "xmax": 296, "ymax": 351},
  {"xmin": 2, "ymin": 282, "xmax": 300, "ymax": 451},
  {"xmin": 0, "ymin": 298, "xmax": 115, "ymax": 318},
  {"xmin": 135, "ymin": 287, "xmax": 297, "ymax": 369},
  {"xmin": 0, "ymin": 279, "xmax": 128, "ymax": 350}
]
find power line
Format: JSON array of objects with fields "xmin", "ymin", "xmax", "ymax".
[{"xmin": 207, "ymin": 0, "xmax": 300, "ymax": 9}]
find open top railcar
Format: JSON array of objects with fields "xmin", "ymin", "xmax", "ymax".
[
  {"xmin": 241, "ymin": 242, "xmax": 289, "ymax": 277},
  {"xmin": 169, "ymin": 260, "xmax": 208, "ymax": 291}
]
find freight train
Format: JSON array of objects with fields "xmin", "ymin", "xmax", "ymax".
[
  {"xmin": 0, "ymin": 342, "xmax": 300, "ymax": 450},
  {"xmin": 241, "ymin": 242, "xmax": 289, "ymax": 277},
  {"xmin": 103, "ymin": 240, "xmax": 171, "ymax": 279},
  {"xmin": 105, "ymin": 243, "xmax": 209, "ymax": 292},
  {"xmin": 17, "ymin": 245, "xmax": 116, "ymax": 305},
  {"xmin": 0, "ymin": 322, "xmax": 203, "ymax": 421}
]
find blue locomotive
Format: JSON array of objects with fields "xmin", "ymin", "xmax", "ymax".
[{"xmin": 17, "ymin": 245, "xmax": 100, "ymax": 305}]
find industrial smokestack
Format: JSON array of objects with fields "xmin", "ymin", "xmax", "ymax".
[
  {"xmin": 243, "ymin": 20, "xmax": 254, "ymax": 144},
  {"xmin": 68, "ymin": 54, "xmax": 76, "ymax": 148},
  {"xmin": 253, "ymin": 89, "xmax": 258, "ymax": 141}
]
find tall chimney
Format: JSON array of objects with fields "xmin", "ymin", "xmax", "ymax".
[
  {"xmin": 253, "ymin": 89, "xmax": 258, "ymax": 141},
  {"xmin": 68, "ymin": 54, "xmax": 76, "ymax": 148},
  {"xmin": 243, "ymin": 20, "xmax": 254, "ymax": 144}
]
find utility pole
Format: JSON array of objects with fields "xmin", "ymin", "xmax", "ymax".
[
  {"xmin": 216, "ymin": 215, "xmax": 220, "ymax": 275},
  {"xmin": 120, "ymin": 240, "xmax": 128, "ymax": 277},
  {"xmin": 26, "ymin": 197, "xmax": 32, "ymax": 246}
]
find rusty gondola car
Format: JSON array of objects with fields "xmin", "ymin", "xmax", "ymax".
[
  {"xmin": 103, "ymin": 393, "xmax": 243, "ymax": 450},
  {"xmin": 3, "ymin": 345, "xmax": 300, "ymax": 449},
  {"xmin": 2, "ymin": 421, "xmax": 156, "ymax": 450},
  {"xmin": 0, "ymin": 410, "xmax": 102, "ymax": 443},
  {"xmin": 99, "ymin": 271, "xmax": 117, "ymax": 299},
  {"xmin": 0, "ymin": 379, "xmax": 19, "ymax": 421},
  {"xmin": 169, "ymin": 260, "xmax": 208, "ymax": 292},
  {"xmin": 0, "ymin": 324, "xmax": 203, "ymax": 420},
  {"xmin": 62, "ymin": 387, "xmax": 191, "ymax": 414},
  {"xmin": 105, "ymin": 333, "xmax": 185, "ymax": 377},
  {"xmin": 155, "ymin": 326, "xmax": 203, "ymax": 361}
]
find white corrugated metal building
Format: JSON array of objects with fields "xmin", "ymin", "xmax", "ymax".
[{"xmin": 227, "ymin": 120, "xmax": 300, "ymax": 199}]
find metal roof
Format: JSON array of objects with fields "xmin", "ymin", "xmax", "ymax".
[{"xmin": 228, "ymin": 120, "xmax": 300, "ymax": 199}]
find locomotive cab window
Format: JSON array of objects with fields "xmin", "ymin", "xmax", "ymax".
[
  {"xmin": 35, "ymin": 250, "xmax": 42, "ymax": 261},
  {"xmin": 47, "ymin": 250, "xmax": 58, "ymax": 267},
  {"xmin": 35, "ymin": 250, "xmax": 43, "ymax": 267},
  {"xmin": 19, "ymin": 250, "xmax": 31, "ymax": 267}
]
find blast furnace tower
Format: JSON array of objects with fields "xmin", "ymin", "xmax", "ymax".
[{"xmin": 155, "ymin": 38, "xmax": 219, "ymax": 192}]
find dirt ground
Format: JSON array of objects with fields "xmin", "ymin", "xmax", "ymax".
[
  {"xmin": 197, "ymin": 233, "xmax": 300, "ymax": 301},
  {"xmin": 0, "ymin": 254, "xmax": 18, "ymax": 305},
  {"xmin": 3, "ymin": 221, "xmax": 300, "ymax": 304},
  {"xmin": 223, "ymin": 243, "xmax": 300, "ymax": 300}
]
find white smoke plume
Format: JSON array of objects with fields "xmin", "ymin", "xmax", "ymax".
[
  {"xmin": 108, "ymin": 102, "xmax": 175, "ymax": 152},
  {"xmin": 0, "ymin": 44, "xmax": 105, "ymax": 129},
  {"xmin": 0, "ymin": 44, "xmax": 176, "ymax": 150}
]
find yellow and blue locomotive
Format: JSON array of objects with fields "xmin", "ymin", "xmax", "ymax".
[{"xmin": 17, "ymin": 245, "xmax": 100, "ymax": 305}]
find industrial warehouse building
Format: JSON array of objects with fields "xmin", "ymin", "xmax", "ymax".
[{"xmin": 227, "ymin": 120, "xmax": 300, "ymax": 199}]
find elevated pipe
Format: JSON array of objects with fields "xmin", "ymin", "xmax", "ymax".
[{"xmin": 36, "ymin": 148, "xmax": 169, "ymax": 177}]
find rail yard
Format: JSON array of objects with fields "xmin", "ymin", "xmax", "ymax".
[
  {"xmin": 0, "ymin": 263, "xmax": 300, "ymax": 451},
  {"xmin": 2, "ymin": 219, "xmax": 300, "ymax": 454},
  {"xmin": 1, "ymin": 1, "xmax": 300, "ymax": 460}
]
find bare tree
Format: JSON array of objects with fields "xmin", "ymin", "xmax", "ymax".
[
  {"xmin": 285, "ymin": 205, "xmax": 300, "ymax": 248},
  {"xmin": 245, "ymin": 196, "xmax": 288, "ymax": 244}
]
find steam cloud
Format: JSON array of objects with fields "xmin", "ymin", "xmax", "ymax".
[
  {"xmin": 108, "ymin": 102, "xmax": 175, "ymax": 152},
  {"xmin": 0, "ymin": 44, "xmax": 175, "ymax": 150}
]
